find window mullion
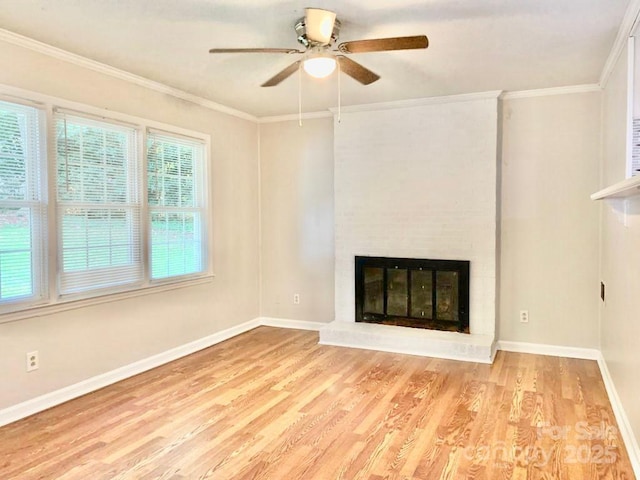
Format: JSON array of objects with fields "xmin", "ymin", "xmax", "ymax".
[
  {"xmin": 46, "ymin": 104, "xmax": 58, "ymax": 303},
  {"xmin": 140, "ymin": 128, "xmax": 150, "ymax": 286}
]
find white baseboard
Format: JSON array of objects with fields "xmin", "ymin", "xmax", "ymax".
[
  {"xmin": 0, "ymin": 318, "xmax": 261, "ymax": 428},
  {"xmin": 597, "ymin": 353, "xmax": 640, "ymax": 477},
  {"xmin": 259, "ymin": 317, "xmax": 327, "ymax": 331},
  {"xmin": 497, "ymin": 340, "xmax": 600, "ymax": 360}
]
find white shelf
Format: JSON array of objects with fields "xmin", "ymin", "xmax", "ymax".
[{"xmin": 591, "ymin": 175, "xmax": 640, "ymax": 200}]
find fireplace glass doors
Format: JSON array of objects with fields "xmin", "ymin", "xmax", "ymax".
[{"xmin": 355, "ymin": 256, "xmax": 470, "ymax": 333}]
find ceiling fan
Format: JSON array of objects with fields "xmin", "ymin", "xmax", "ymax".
[{"xmin": 209, "ymin": 8, "xmax": 428, "ymax": 87}]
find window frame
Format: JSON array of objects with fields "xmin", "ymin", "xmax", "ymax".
[
  {"xmin": 54, "ymin": 109, "xmax": 144, "ymax": 299},
  {"xmin": 0, "ymin": 95, "xmax": 49, "ymax": 310},
  {"xmin": 146, "ymin": 128, "xmax": 208, "ymax": 284},
  {"xmin": 0, "ymin": 85, "xmax": 212, "ymax": 321}
]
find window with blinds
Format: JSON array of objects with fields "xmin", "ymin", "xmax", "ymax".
[
  {"xmin": 147, "ymin": 130, "xmax": 206, "ymax": 280},
  {"xmin": 0, "ymin": 100, "xmax": 46, "ymax": 306},
  {"xmin": 55, "ymin": 110, "xmax": 142, "ymax": 295},
  {"xmin": 0, "ymin": 90, "xmax": 210, "ymax": 316}
]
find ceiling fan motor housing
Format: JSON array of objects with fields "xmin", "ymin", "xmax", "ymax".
[{"xmin": 295, "ymin": 16, "xmax": 341, "ymax": 48}]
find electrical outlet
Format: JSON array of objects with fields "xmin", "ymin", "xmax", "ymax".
[
  {"xmin": 293, "ymin": 293, "xmax": 300, "ymax": 305},
  {"xmin": 519, "ymin": 310, "xmax": 529, "ymax": 323},
  {"xmin": 26, "ymin": 351, "xmax": 39, "ymax": 372}
]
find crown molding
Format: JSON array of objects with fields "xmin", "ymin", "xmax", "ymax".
[
  {"xmin": 0, "ymin": 28, "xmax": 258, "ymax": 123},
  {"xmin": 600, "ymin": 0, "xmax": 640, "ymax": 88},
  {"xmin": 327, "ymin": 90, "xmax": 503, "ymax": 114},
  {"xmin": 501, "ymin": 84, "xmax": 602, "ymax": 100},
  {"xmin": 258, "ymin": 110, "xmax": 333, "ymax": 123},
  {"xmin": 261, "ymin": 86, "xmax": 600, "ymax": 121}
]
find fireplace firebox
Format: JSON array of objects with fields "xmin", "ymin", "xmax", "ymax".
[{"xmin": 355, "ymin": 256, "xmax": 470, "ymax": 333}]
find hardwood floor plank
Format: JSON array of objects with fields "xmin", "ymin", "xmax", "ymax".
[{"xmin": 0, "ymin": 327, "xmax": 635, "ymax": 479}]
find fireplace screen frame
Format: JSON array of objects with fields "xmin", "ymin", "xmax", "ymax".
[{"xmin": 355, "ymin": 256, "xmax": 470, "ymax": 333}]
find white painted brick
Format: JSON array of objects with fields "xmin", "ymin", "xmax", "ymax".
[{"xmin": 334, "ymin": 99, "xmax": 499, "ymax": 336}]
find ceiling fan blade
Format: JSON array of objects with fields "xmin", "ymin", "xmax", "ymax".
[
  {"xmin": 305, "ymin": 8, "xmax": 336, "ymax": 45},
  {"xmin": 209, "ymin": 48, "xmax": 303, "ymax": 54},
  {"xmin": 337, "ymin": 56, "xmax": 380, "ymax": 85},
  {"xmin": 261, "ymin": 61, "xmax": 302, "ymax": 87},
  {"xmin": 338, "ymin": 35, "xmax": 428, "ymax": 54}
]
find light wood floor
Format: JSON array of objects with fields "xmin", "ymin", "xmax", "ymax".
[{"xmin": 0, "ymin": 327, "xmax": 635, "ymax": 479}]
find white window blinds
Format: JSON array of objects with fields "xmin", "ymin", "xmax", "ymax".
[
  {"xmin": 55, "ymin": 110, "xmax": 142, "ymax": 295},
  {"xmin": 632, "ymin": 118, "xmax": 640, "ymax": 176},
  {"xmin": 147, "ymin": 130, "xmax": 206, "ymax": 280},
  {"xmin": 0, "ymin": 100, "xmax": 46, "ymax": 305}
]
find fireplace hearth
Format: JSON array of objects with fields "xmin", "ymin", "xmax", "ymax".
[{"xmin": 355, "ymin": 256, "xmax": 470, "ymax": 333}]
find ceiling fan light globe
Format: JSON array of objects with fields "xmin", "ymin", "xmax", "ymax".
[{"xmin": 303, "ymin": 56, "xmax": 337, "ymax": 78}]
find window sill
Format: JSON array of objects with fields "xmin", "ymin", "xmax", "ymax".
[{"xmin": 0, "ymin": 274, "xmax": 215, "ymax": 325}]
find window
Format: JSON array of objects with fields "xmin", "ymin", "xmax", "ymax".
[
  {"xmin": 0, "ymin": 100, "xmax": 46, "ymax": 306},
  {"xmin": 0, "ymin": 89, "xmax": 210, "ymax": 318},
  {"xmin": 147, "ymin": 131, "xmax": 206, "ymax": 280},
  {"xmin": 55, "ymin": 110, "xmax": 142, "ymax": 296},
  {"xmin": 632, "ymin": 36, "xmax": 640, "ymax": 176}
]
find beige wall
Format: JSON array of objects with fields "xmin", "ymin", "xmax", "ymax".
[
  {"xmin": 259, "ymin": 93, "xmax": 604, "ymax": 348},
  {"xmin": 0, "ymin": 41, "xmax": 260, "ymax": 409},
  {"xmin": 259, "ymin": 118, "xmax": 335, "ymax": 323},
  {"xmin": 600, "ymin": 45, "xmax": 640, "ymax": 445},
  {"xmin": 499, "ymin": 92, "xmax": 602, "ymax": 347}
]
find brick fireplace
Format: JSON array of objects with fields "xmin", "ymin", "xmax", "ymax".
[{"xmin": 319, "ymin": 93, "xmax": 500, "ymax": 363}]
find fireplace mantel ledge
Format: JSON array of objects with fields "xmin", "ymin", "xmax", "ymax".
[
  {"xmin": 591, "ymin": 176, "xmax": 640, "ymax": 200},
  {"xmin": 319, "ymin": 321, "xmax": 496, "ymax": 364}
]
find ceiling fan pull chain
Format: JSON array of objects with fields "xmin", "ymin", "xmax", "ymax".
[
  {"xmin": 298, "ymin": 62, "xmax": 303, "ymax": 127},
  {"xmin": 337, "ymin": 59, "xmax": 341, "ymax": 123}
]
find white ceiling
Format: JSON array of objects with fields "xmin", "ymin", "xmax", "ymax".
[{"xmin": 0, "ymin": 0, "xmax": 630, "ymax": 117}]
